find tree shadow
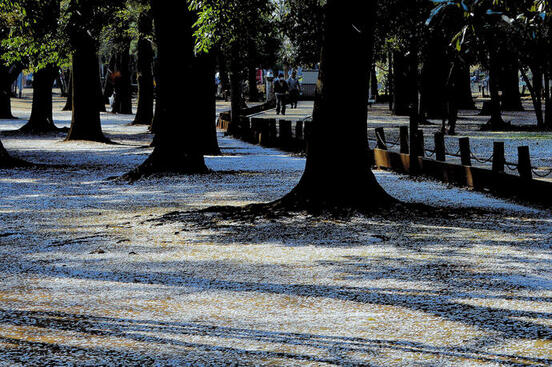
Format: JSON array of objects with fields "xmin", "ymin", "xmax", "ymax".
[{"xmin": 0, "ymin": 308, "xmax": 549, "ymax": 366}]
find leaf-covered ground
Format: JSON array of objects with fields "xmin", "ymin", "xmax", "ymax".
[{"xmin": 0, "ymin": 94, "xmax": 551, "ymax": 366}]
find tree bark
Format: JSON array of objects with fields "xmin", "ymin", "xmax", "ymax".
[
  {"xmin": 196, "ymin": 53, "xmax": 221, "ymax": 155},
  {"xmin": 392, "ymin": 50, "xmax": 416, "ymax": 116},
  {"xmin": 132, "ymin": 11, "xmax": 154, "ymax": 125},
  {"xmin": 499, "ymin": 57, "xmax": 523, "ymax": 111},
  {"xmin": 65, "ymin": 31, "xmax": 107, "ymax": 142},
  {"xmin": 420, "ymin": 34, "xmax": 448, "ymax": 119},
  {"xmin": 0, "ymin": 65, "xmax": 21, "ymax": 119},
  {"xmin": 247, "ymin": 41, "xmax": 259, "ymax": 102},
  {"xmin": 0, "ymin": 139, "xmax": 31, "ymax": 168},
  {"xmin": 62, "ymin": 71, "xmax": 73, "ymax": 111},
  {"xmin": 544, "ymin": 70, "xmax": 552, "ymax": 129},
  {"xmin": 453, "ymin": 63, "xmax": 476, "ymax": 110},
  {"xmin": 272, "ymin": 0, "xmax": 395, "ymax": 212},
  {"xmin": 370, "ymin": 64, "xmax": 378, "ymax": 101},
  {"xmin": 483, "ymin": 53, "xmax": 507, "ymax": 130},
  {"xmin": 19, "ymin": 65, "xmax": 60, "ymax": 133},
  {"xmin": 124, "ymin": 0, "xmax": 208, "ymax": 179},
  {"xmin": 229, "ymin": 44, "xmax": 244, "ymax": 136},
  {"xmin": 111, "ymin": 46, "xmax": 133, "ymax": 115}
]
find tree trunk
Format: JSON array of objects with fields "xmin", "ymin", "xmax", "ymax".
[
  {"xmin": 544, "ymin": 70, "xmax": 552, "ymax": 129},
  {"xmin": 19, "ymin": 66, "xmax": 60, "ymax": 133},
  {"xmin": 0, "ymin": 139, "xmax": 30, "ymax": 168},
  {"xmin": 247, "ymin": 42, "xmax": 259, "ymax": 102},
  {"xmin": 392, "ymin": 50, "xmax": 416, "ymax": 116},
  {"xmin": 66, "ymin": 32, "xmax": 107, "ymax": 142},
  {"xmin": 483, "ymin": 54, "xmax": 507, "ymax": 130},
  {"xmin": 133, "ymin": 11, "xmax": 154, "ymax": 125},
  {"xmin": 420, "ymin": 34, "xmax": 448, "ymax": 119},
  {"xmin": 370, "ymin": 64, "xmax": 378, "ymax": 101},
  {"xmin": 217, "ymin": 49, "xmax": 229, "ymax": 100},
  {"xmin": 272, "ymin": 0, "xmax": 394, "ymax": 212},
  {"xmin": 229, "ymin": 45, "xmax": 244, "ymax": 136},
  {"xmin": 112, "ymin": 46, "xmax": 133, "ymax": 114},
  {"xmin": 0, "ymin": 65, "xmax": 21, "ymax": 119},
  {"xmin": 523, "ymin": 66, "xmax": 544, "ymax": 128},
  {"xmin": 62, "ymin": 71, "xmax": 73, "ymax": 111},
  {"xmin": 196, "ymin": 53, "xmax": 221, "ymax": 155},
  {"xmin": 123, "ymin": 0, "xmax": 208, "ymax": 179},
  {"xmin": 453, "ymin": 63, "xmax": 476, "ymax": 110},
  {"xmin": 499, "ymin": 59, "xmax": 523, "ymax": 111}
]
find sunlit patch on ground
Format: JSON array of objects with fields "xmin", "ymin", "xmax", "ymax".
[{"xmin": 0, "ymin": 97, "xmax": 551, "ymax": 365}]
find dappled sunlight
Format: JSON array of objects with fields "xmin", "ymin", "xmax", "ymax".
[{"xmin": 1, "ymin": 104, "xmax": 551, "ymax": 364}]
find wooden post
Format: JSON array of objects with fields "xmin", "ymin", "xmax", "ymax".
[
  {"xmin": 258, "ymin": 119, "xmax": 269, "ymax": 146},
  {"xmin": 434, "ymin": 132, "xmax": 445, "ymax": 161},
  {"xmin": 409, "ymin": 111, "xmax": 419, "ymax": 172},
  {"xmin": 375, "ymin": 127, "xmax": 387, "ymax": 150},
  {"xmin": 416, "ymin": 130, "xmax": 425, "ymax": 157},
  {"xmin": 492, "ymin": 142, "xmax": 505, "ymax": 173},
  {"xmin": 295, "ymin": 120, "xmax": 304, "ymax": 140},
  {"xmin": 459, "ymin": 137, "xmax": 471, "ymax": 166},
  {"xmin": 279, "ymin": 120, "xmax": 292, "ymax": 149},
  {"xmin": 518, "ymin": 146, "xmax": 532, "ymax": 179},
  {"xmin": 268, "ymin": 119, "xmax": 277, "ymax": 146},
  {"xmin": 399, "ymin": 126, "xmax": 409, "ymax": 154}
]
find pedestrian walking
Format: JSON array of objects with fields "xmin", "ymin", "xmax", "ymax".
[
  {"xmin": 274, "ymin": 73, "xmax": 288, "ymax": 115},
  {"xmin": 287, "ymin": 70, "xmax": 300, "ymax": 109}
]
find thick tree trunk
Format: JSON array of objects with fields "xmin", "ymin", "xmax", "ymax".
[
  {"xmin": 453, "ymin": 63, "xmax": 476, "ymax": 110},
  {"xmin": 420, "ymin": 35, "xmax": 448, "ymax": 119},
  {"xmin": 392, "ymin": 50, "xmax": 416, "ymax": 116},
  {"xmin": 499, "ymin": 58, "xmax": 523, "ymax": 111},
  {"xmin": 19, "ymin": 66, "xmax": 60, "ymax": 133},
  {"xmin": 133, "ymin": 11, "xmax": 154, "ymax": 125},
  {"xmin": 124, "ymin": 0, "xmax": 208, "ymax": 179},
  {"xmin": 273, "ymin": 0, "xmax": 394, "ymax": 211},
  {"xmin": 0, "ymin": 139, "xmax": 30, "ymax": 168},
  {"xmin": 196, "ymin": 53, "xmax": 221, "ymax": 155},
  {"xmin": 66, "ymin": 32, "xmax": 107, "ymax": 142},
  {"xmin": 112, "ymin": 46, "xmax": 133, "ymax": 115}
]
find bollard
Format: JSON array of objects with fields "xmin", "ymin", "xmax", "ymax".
[
  {"xmin": 459, "ymin": 137, "xmax": 471, "ymax": 166},
  {"xmin": 375, "ymin": 127, "xmax": 387, "ymax": 150},
  {"xmin": 434, "ymin": 132, "xmax": 446, "ymax": 161},
  {"xmin": 517, "ymin": 146, "xmax": 532, "ymax": 179},
  {"xmin": 409, "ymin": 112, "xmax": 419, "ymax": 172},
  {"xmin": 279, "ymin": 120, "xmax": 292, "ymax": 148},
  {"xmin": 400, "ymin": 126, "xmax": 409, "ymax": 154},
  {"xmin": 492, "ymin": 142, "xmax": 505, "ymax": 173},
  {"xmin": 416, "ymin": 130, "xmax": 425, "ymax": 157}
]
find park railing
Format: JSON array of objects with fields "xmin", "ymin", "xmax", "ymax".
[{"xmin": 218, "ymin": 111, "xmax": 552, "ymax": 207}]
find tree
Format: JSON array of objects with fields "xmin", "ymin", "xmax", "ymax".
[
  {"xmin": 63, "ymin": 0, "xmax": 117, "ymax": 142},
  {"xmin": 264, "ymin": 0, "xmax": 395, "ymax": 212},
  {"xmin": 132, "ymin": 5, "xmax": 154, "ymax": 125},
  {"xmin": 123, "ymin": 0, "xmax": 209, "ymax": 179},
  {"xmin": 1, "ymin": 0, "xmax": 69, "ymax": 133}
]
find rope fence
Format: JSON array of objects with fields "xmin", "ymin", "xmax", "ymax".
[{"xmin": 368, "ymin": 127, "xmax": 551, "ymax": 178}]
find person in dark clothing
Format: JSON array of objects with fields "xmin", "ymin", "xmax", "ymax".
[
  {"xmin": 274, "ymin": 73, "xmax": 288, "ymax": 115},
  {"xmin": 287, "ymin": 70, "xmax": 300, "ymax": 109}
]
